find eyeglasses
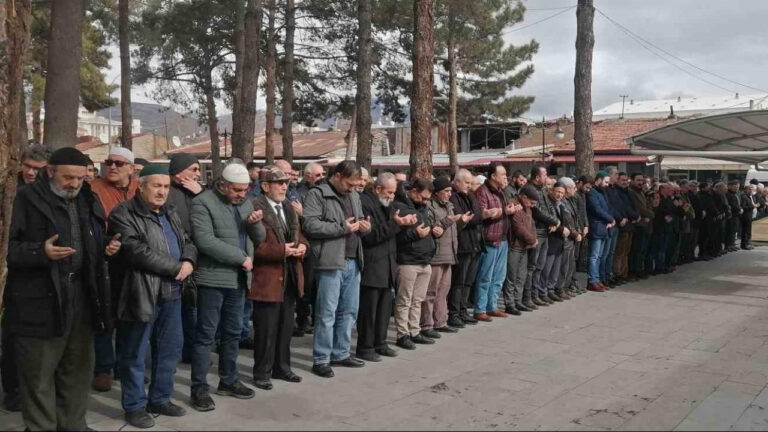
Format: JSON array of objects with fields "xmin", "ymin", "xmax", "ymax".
[{"xmin": 104, "ymin": 159, "xmax": 129, "ymax": 168}]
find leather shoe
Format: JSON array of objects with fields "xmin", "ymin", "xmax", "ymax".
[
  {"xmin": 474, "ymin": 313, "xmax": 493, "ymax": 322},
  {"xmin": 522, "ymin": 301, "xmax": 538, "ymax": 310},
  {"xmin": 516, "ymin": 303, "xmax": 532, "ymax": 312},
  {"xmin": 356, "ymin": 351, "xmax": 383, "ymax": 362},
  {"xmin": 411, "ymin": 334, "xmax": 435, "ymax": 344},
  {"xmin": 557, "ymin": 292, "xmax": 572, "ymax": 300},
  {"xmin": 532, "ymin": 298, "xmax": 548, "ymax": 307},
  {"xmin": 461, "ymin": 313, "xmax": 478, "ymax": 325},
  {"xmin": 312, "ymin": 364, "xmax": 335, "ymax": 378},
  {"xmin": 376, "ymin": 346, "xmax": 398, "ymax": 357},
  {"xmin": 272, "ymin": 371, "xmax": 302, "ymax": 383},
  {"xmin": 488, "ymin": 310, "xmax": 508, "ymax": 318},
  {"xmin": 92, "ymin": 374, "xmax": 112, "ymax": 392},
  {"xmin": 253, "ymin": 378, "xmax": 273, "ymax": 390},
  {"xmin": 448, "ymin": 316, "xmax": 466, "ymax": 328},
  {"xmin": 420, "ymin": 328, "xmax": 441, "ymax": 339},
  {"xmin": 587, "ymin": 283, "xmax": 605, "ymax": 292},
  {"xmin": 330, "ymin": 357, "xmax": 365, "ymax": 368},
  {"xmin": 125, "ymin": 409, "xmax": 155, "ymax": 429},
  {"xmin": 396, "ymin": 335, "xmax": 416, "ymax": 350},
  {"xmin": 436, "ymin": 326, "xmax": 458, "ymax": 333},
  {"xmin": 548, "ymin": 293, "xmax": 563, "ymax": 303},
  {"xmin": 505, "ymin": 306, "xmax": 522, "ymax": 316}
]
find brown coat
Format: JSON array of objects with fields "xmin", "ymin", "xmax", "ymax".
[
  {"xmin": 91, "ymin": 177, "xmax": 139, "ymax": 217},
  {"xmin": 248, "ymin": 194, "xmax": 309, "ymax": 303},
  {"xmin": 508, "ymin": 198, "xmax": 537, "ymax": 250}
]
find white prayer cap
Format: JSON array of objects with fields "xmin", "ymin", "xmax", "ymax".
[
  {"xmin": 221, "ymin": 163, "xmax": 250, "ymax": 184},
  {"xmin": 108, "ymin": 146, "xmax": 135, "ymax": 163}
]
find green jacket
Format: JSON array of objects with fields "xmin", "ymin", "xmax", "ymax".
[
  {"xmin": 302, "ymin": 183, "xmax": 365, "ymax": 271},
  {"xmin": 191, "ymin": 187, "xmax": 265, "ymax": 289}
]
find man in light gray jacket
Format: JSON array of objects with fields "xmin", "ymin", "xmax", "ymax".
[
  {"xmin": 302, "ymin": 160, "xmax": 370, "ymax": 378},
  {"xmin": 189, "ymin": 163, "xmax": 265, "ymax": 412}
]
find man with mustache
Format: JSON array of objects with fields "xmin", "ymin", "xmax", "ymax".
[{"xmin": 7, "ymin": 147, "xmax": 120, "ymax": 430}]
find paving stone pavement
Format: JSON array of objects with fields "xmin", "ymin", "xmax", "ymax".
[{"xmin": 3, "ymin": 247, "xmax": 768, "ymax": 430}]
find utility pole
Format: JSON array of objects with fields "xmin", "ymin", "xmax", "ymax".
[
  {"xmin": 619, "ymin": 95, "xmax": 628, "ymax": 119},
  {"xmin": 573, "ymin": 0, "xmax": 596, "ymax": 177}
]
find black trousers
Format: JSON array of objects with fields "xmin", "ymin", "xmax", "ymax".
[
  {"xmin": 741, "ymin": 215, "xmax": 753, "ymax": 246},
  {"xmin": 1, "ymin": 329, "xmax": 17, "ymax": 399},
  {"xmin": 296, "ymin": 261, "xmax": 314, "ymax": 328},
  {"xmin": 356, "ymin": 285, "xmax": 393, "ymax": 355},
  {"xmin": 252, "ymin": 289, "xmax": 296, "ymax": 380},
  {"xmin": 449, "ymin": 253, "xmax": 479, "ymax": 319}
]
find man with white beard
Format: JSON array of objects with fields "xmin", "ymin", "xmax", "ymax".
[{"xmin": 355, "ymin": 172, "xmax": 417, "ymax": 361}]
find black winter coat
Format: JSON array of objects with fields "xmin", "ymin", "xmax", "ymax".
[
  {"xmin": 6, "ymin": 177, "xmax": 112, "ymax": 338},
  {"xmin": 108, "ymin": 196, "xmax": 198, "ymax": 322},
  {"xmin": 531, "ymin": 183, "xmax": 559, "ymax": 234},
  {"xmin": 726, "ymin": 190, "xmax": 742, "ymax": 219},
  {"xmin": 392, "ymin": 188, "xmax": 436, "ymax": 265},
  {"xmin": 360, "ymin": 190, "xmax": 399, "ymax": 289},
  {"xmin": 167, "ymin": 181, "xmax": 202, "ymax": 235},
  {"xmin": 450, "ymin": 186, "xmax": 483, "ymax": 255}
]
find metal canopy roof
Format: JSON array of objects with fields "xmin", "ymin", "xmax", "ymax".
[{"xmin": 627, "ymin": 110, "xmax": 768, "ymax": 165}]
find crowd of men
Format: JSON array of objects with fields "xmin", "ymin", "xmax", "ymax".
[{"xmin": 2, "ymin": 143, "xmax": 765, "ymax": 430}]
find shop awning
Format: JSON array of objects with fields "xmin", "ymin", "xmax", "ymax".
[
  {"xmin": 659, "ymin": 156, "xmax": 753, "ymax": 171},
  {"xmin": 627, "ymin": 110, "xmax": 768, "ymax": 165}
]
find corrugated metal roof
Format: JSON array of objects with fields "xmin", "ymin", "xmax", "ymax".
[{"xmin": 594, "ymin": 94, "xmax": 768, "ymax": 120}]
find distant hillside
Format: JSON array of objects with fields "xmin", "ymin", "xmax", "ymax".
[{"xmin": 98, "ymin": 102, "xmax": 208, "ymax": 143}]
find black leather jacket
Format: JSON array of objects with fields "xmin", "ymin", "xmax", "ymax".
[
  {"xmin": 108, "ymin": 196, "xmax": 197, "ymax": 322},
  {"xmin": 531, "ymin": 183, "xmax": 560, "ymax": 234}
]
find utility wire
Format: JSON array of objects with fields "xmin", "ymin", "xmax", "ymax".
[
  {"xmin": 502, "ymin": 6, "xmax": 576, "ymax": 35},
  {"xmin": 595, "ymin": 8, "xmax": 737, "ymax": 94},
  {"xmin": 595, "ymin": 7, "xmax": 768, "ymax": 94}
]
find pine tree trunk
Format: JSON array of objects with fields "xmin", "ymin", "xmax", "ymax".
[
  {"xmin": 281, "ymin": 0, "xmax": 295, "ymax": 163},
  {"xmin": 19, "ymin": 88, "xmax": 27, "ymax": 144},
  {"xmin": 344, "ymin": 104, "xmax": 357, "ymax": 160},
  {"xmin": 42, "ymin": 0, "xmax": 83, "ymax": 149},
  {"xmin": 264, "ymin": 0, "xmax": 276, "ymax": 164},
  {"xmin": 410, "ymin": 0, "xmax": 434, "ymax": 181},
  {"xmin": 1, "ymin": 0, "xmax": 32, "ymax": 300},
  {"xmin": 574, "ymin": 0, "xmax": 595, "ymax": 178},
  {"xmin": 119, "ymin": 0, "xmax": 132, "ymax": 149},
  {"xmin": 236, "ymin": 0, "xmax": 263, "ymax": 163},
  {"xmin": 231, "ymin": 0, "xmax": 244, "ymax": 155},
  {"xmin": 354, "ymin": 0, "xmax": 372, "ymax": 171},
  {"xmin": 205, "ymin": 78, "xmax": 221, "ymax": 181},
  {"xmin": 447, "ymin": 4, "xmax": 458, "ymax": 178}
]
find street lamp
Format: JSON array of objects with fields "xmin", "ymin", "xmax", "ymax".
[{"xmin": 523, "ymin": 116, "xmax": 566, "ymax": 160}]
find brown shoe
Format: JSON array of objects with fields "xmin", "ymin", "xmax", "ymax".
[
  {"xmin": 532, "ymin": 298, "xmax": 549, "ymax": 307},
  {"xmin": 92, "ymin": 374, "xmax": 112, "ymax": 392},
  {"xmin": 598, "ymin": 282, "xmax": 610, "ymax": 291},
  {"xmin": 474, "ymin": 313, "xmax": 493, "ymax": 322},
  {"xmin": 587, "ymin": 283, "xmax": 605, "ymax": 292},
  {"xmin": 558, "ymin": 292, "xmax": 572, "ymax": 300},
  {"xmin": 488, "ymin": 310, "xmax": 508, "ymax": 318}
]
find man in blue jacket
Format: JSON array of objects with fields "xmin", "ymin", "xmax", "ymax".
[{"xmin": 586, "ymin": 172, "xmax": 615, "ymax": 292}]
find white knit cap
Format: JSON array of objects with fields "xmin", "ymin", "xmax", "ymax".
[
  {"xmin": 222, "ymin": 163, "xmax": 251, "ymax": 184},
  {"xmin": 108, "ymin": 146, "xmax": 135, "ymax": 163}
]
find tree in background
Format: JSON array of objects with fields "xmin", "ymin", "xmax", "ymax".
[
  {"xmin": 409, "ymin": 0, "xmax": 434, "ymax": 180},
  {"xmin": 133, "ymin": 0, "xmax": 235, "ymax": 179},
  {"xmin": 42, "ymin": 0, "xmax": 84, "ymax": 149},
  {"xmin": 118, "ymin": 0, "xmax": 132, "ymax": 149},
  {"xmin": 574, "ymin": 0, "xmax": 595, "ymax": 177},
  {"xmin": 231, "ymin": 0, "xmax": 263, "ymax": 164},
  {"xmin": 354, "ymin": 0, "xmax": 372, "ymax": 171},
  {"xmin": 1, "ymin": 0, "xmax": 33, "ymax": 298}
]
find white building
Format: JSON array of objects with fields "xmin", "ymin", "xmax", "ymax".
[
  {"xmin": 593, "ymin": 93, "xmax": 768, "ymax": 121},
  {"xmin": 76, "ymin": 106, "xmax": 141, "ymax": 142}
]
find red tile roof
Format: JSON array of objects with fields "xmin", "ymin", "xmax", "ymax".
[
  {"xmin": 551, "ymin": 118, "xmax": 681, "ymax": 154},
  {"xmin": 75, "ymin": 136, "xmax": 104, "ymax": 152},
  {"xmin": 165, "ymin": 131, "xmax": 348, "ymax": 159}
]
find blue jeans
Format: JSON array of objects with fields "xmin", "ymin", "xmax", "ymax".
[
  {"xmin": 181, "ymin": 305, "xmax": 197, "ymax": 363},
  {"xmin": 313, "ymin": 259, "xmax": 360, "ymax": 365},
  {"xmin": 474, "ymin": 241, "xmax": 508, "ymax": 314},
  {"xmin": 588, "ymin": 237, "xmax": 607, "ymax": 283},
  {"xmin": 94, "ymin": 330, "xmax": 117, "ymax": 377},
  {"xmin": 191, "ymin": 286, "xmax": 245, "ymax": 389},
  {"xmin": 118, "ymin": 298, "xmax": 182, "ymax": 413},
  {"xmin": 600, "ymin": 227, "xmax": 619, "ymax": 282},
  {"xmin": 242, "ymin": 300, "xmax": 253, "ymax": 340}
]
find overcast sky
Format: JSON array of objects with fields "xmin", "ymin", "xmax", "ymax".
[
  {"xmin": 509, "ymin": 0, "xmax": 768, "ymax": 120},
  {"xmin": 105, "ymin": 0, "xmax": 768, "ymax": 119}
]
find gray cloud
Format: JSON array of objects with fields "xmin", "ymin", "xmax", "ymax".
[{"xmin": 507, "ymin": 0, "xmax": 768, "ymax": 119}]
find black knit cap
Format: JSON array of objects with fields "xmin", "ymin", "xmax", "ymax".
[
  {"xmin": 169, "ymin": 154, "xmax": 199, "ymax": 175},
  {"xmin": 433, "ymin": 176, "xmax": 452, "ymax": 192},
  {"xmin": 728, "ymin": 179, "xmax": 741, "ymax": 186},
  {"xmin": 48, "ymin": 147, "xmax": 88, "ymax": 167}
]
